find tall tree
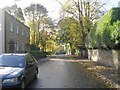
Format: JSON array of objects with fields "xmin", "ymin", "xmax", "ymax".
[
  {"xmin": 56, "ymin": 0, "xmax": 108, "ymax": 47},
  {"xmin": 57, "ymin": 17, "xmax": 82, "ymax": 54},
  {"xmin": 24, "ymin": 4, "xmax": 48, "ymax": 45},
  {"xmin": 39, "ymin": 17, "xmax": 55, "ymax": 52}
]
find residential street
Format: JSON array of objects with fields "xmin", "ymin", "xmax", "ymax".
[{"xmin": 27, "ymin": 58, "xmax": 107, "ymax": 88}]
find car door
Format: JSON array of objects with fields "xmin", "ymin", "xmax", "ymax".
[
  {"xmin": 29, "ymin": 55, "xmax": 37, "ymax": 78},
  {"xmin": 25, "ymin": 54, "xmax": 34, "ymax": 84}
]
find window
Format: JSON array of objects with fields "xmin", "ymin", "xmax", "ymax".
[
  {"xmin": 17, "ymin": 25, "xmax": 19, "ymax": 34},
  {"xmin": 22, "ymin": 29, "xmax": 24, "ymax": 36},
  {"xmin": 0, "ymin": 55, "xmax": 25, "ymax": 68},
  {"xmin": 10, "ymin": 21, "xmax": 13, "ymax": 32}
]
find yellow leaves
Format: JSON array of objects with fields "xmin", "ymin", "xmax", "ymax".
[{"xmin": 62, "ymin": 1, "xmax": 72, "ymax": 11}]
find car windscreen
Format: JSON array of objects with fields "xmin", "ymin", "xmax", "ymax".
[{"xmin": 0, "ymin": 55, "xmax": 25, "ymax": 68}]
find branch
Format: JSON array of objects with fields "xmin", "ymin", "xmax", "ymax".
[
  {"xmin": 56, "ymin": 0, "xmax": 78, "ymax": 19},
  {"xmin": 72, "ymin": 0, "xmax": 83, "ymax": 16},
  {"xmin": 90, "ymin": 0, "xmax": 98, "ymax": 7},
  {"xmin": 90, "ymin": 0, "xmax": 109, "ymax": 16},
  {"xmin": 56, "ymin": 0, "xmax": 63, "ymax": 6}
]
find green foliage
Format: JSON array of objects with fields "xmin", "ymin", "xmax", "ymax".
[
  {"xmin": 24, "ymin": 3, "xmax": 48, "ymax": 46},
  {"xmin": 24, "ymin": 3, "xmax": 48, "ymax": 20},
  {"xmin": 58, "ymin": 0, "xmax": 107, "ymax": 46},
  {"xmin": 30, "ymin": 44, "xmax": 40, "ymax": 50},
  {"xmin": 30, "ymin": 50, "xmax": 52, "ymax": 60},
  {"xmin": 58, "ymin": 17, "xmax": 82, "ymax": 44},
  {"xmin": 30, "ymin": 51, "xmax": 46, "ymax": 60},
  {"xmin": 87, "ymin": 8, "xmax": 120, "ymax": 49},
  {"xmin": 24, "ymin": 4, "xmax": 57, "ymax": 52},
  {"xmin": 57, "ymin": 17, "xmax": 83, "ymax": 54}
]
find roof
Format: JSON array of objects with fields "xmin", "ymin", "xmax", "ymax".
[{"xmin": 1, "ymin": 9, "xmax": 30, "ymax": 30}]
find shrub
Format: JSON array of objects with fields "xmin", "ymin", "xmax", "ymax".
[
  {"xmin": 30, "ymin": 51, "xmax": 52, "ymax": 60},
  {"xmin": 30, "ymin": 51, "xmax": 46, "ymax": 60},
  {"xmin": 30, "ymin": 44, "xmax": 40, "ymax": 50},
  {"xmin": 86, "ymin": 8, "xmax": 120, "ymax": 50}
]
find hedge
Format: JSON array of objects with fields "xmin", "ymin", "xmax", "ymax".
[
  {"xmin": 30, "ymin": 51, "xmax": 46, "ymax": 60},
  {"xmin": 86, "ymin": 8, "xmax": 120, "ymax": 49}
]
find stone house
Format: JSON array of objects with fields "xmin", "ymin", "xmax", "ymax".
[{"xmin": 0, "ymin": 9, "xmax": 30, "ymax": 54}]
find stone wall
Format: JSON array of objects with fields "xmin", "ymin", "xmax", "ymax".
[{"xmin": 88, "ymin": 49, "xmax": 120, "ymax": 69}]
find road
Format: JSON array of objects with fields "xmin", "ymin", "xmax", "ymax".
[{"xmin": 28, "ymin": 58, "xmax": 107, "ymax": 88}]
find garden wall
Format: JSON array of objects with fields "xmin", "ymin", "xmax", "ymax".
[{"xmin": 88, "ymin": 49, "xmax": 120, "ymax": 69}]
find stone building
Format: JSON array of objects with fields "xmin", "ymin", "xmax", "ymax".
[{"xmin": 0, "ymin": 9, "xmax": 30, "ymax": 54}]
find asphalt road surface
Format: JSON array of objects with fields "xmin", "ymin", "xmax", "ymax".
[{"xmin": 28, "ymin": 58, "xmax": 107, "ymax": 88}]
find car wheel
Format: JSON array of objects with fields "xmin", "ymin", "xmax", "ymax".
[
  {"xmin": 21, "ymin": 80, "xmax": 25, "ymax": 89},
  {"xmin": 34, "ymin": 70, "xmax": 38, "ymax": 79}
]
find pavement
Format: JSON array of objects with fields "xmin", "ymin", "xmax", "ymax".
[{"xmin": 78, "ymin": 60, "xmax": 120, "ymax": 88}]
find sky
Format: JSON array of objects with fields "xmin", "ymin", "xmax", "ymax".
[{"xmin": 0, "ymin": 0, "xmax": 119, "ymax": 20}]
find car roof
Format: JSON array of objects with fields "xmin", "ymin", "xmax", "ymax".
[{"xmin": 0, "ymin": 53, "xmax": 29, "ymax": 56}]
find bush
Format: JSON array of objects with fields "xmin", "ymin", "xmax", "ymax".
[
  {"xmin": 86, "ymin": 8, "xmax": 120, "ymax": 50},
  {"xmin": 30, "ymin": 44, "xmax": 40, "ymax": 50},
  {"xmin": 30, "ymin": 51, "xmax": 52, "ymax": 60},
  {"xmin": 30, "ymin": 51, "xmax": 46, "ymax": 60}
]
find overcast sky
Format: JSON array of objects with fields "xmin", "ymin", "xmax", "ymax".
[{"xmin": 0, "ymin": 0, "xmax": 119, "ymax": 20}]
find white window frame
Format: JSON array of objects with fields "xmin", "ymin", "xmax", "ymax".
[{"xmin": 17, "ymin": 25, "xmax": 19, "ymax": 34}]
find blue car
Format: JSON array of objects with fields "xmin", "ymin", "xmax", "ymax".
[{"xmin": 0, "ymin": 53, "xmax": 38, "ymax": 89}]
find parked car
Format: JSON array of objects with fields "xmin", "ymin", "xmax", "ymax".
[{"xmin": 0, "ymin": 53, "xmax": 38, "ymax": 89}]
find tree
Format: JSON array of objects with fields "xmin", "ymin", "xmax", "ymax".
[
  {"xmin": 24, "ymin": 4, "xmax": 57, "ymax": 52},
  {"xmin": 24, "ymin": 3, "xmax": 48, "ymax": 45},
  {"xmin": 56, "ymin": 0, "xmax": 108, "ymax": 47},
  {"xmin": 39, "ymin": 17, "xmax": 56, "ymax": 52},
  {"xmin": 57, "ymin": 17, "xmax": 82, "ymax": 54}
]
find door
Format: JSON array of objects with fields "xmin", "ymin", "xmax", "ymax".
[{"xmin": 25, "ymin": 54, "xmax": 35, "ymax": 84}]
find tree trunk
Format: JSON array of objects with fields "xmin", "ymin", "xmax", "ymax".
[
  {"xmin": 32, "ymin": 14, "xmax": 35, "ymax": 45},
  {"xmin": 36, "ymin": 16, "xmax": 40, "ymax": 46},
  {"xmin": 78, "ymin": 1, "xmax": 86, "ymax": 46}
]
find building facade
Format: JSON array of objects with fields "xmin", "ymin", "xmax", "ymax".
[{"xmin": 0, "ymin": 9, "xmax": 30, "ymax": 54}]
